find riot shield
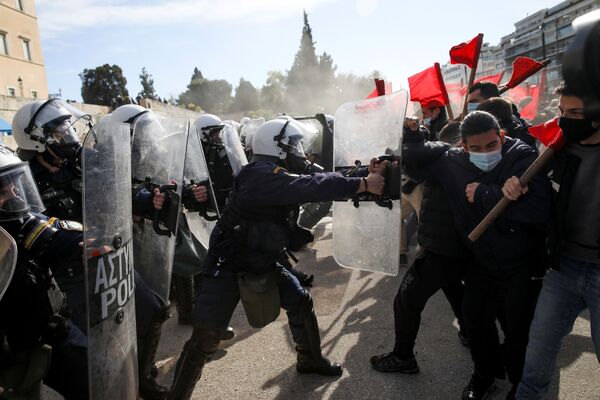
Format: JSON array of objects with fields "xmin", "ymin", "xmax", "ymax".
[
  {"xmin": 131, "ymin": 113, "xmax": 188, "ymax": 303},
  {"xmin": 332, "ymin": 90, "xmax": 408, "ymax": 276},
  {"xmin": 182, "ymin": 121, "xmax": 218, "ymax": 249},
  {"xmin": 0, "ymin": 226, "xmax": 17, "ymax": 301},
  {"xmin": 221, "ymin": 123, "xmax": 248, "ymax": 176},
  {"xmin": 82, "ymin": 122, "xmax": 137, "ymax": 399}
]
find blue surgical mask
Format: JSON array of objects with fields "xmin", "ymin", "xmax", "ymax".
[
  {"xmin": 467, "ymin": 102, "xmax": 479, "ymax": 114},
  {"xmin": 422, "ymin": 117, "xmax": 431, "ymax": 125},
  {"xmin": 469, "ymin": 149, "xmax": 502, "ymax": 172}
]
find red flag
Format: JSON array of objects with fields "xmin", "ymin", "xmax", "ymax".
[
  {"xmin": 504, "ymin": 57, "xmax": 545, "ymax": 89},
  {"xmin": 521, "ymin": 70, "xmax": 547, "ymax": 120},
  {"xmin": 529, "ymin": 117, "xmax": 565, "ymax": 150},
  {"xmin": 366, "ymin": 79, "xmax": 392, "ymax": 98},
  {"xmin": 449, "ymin": 34, "xmax": 483, "ymax": 68},
  {"xmin": 408, "ymin": 63, "xmax": 448, "ymax": 109},
  {"xmin": 505, "ymin": 84, "xmax": 531, "ymax": 104}
]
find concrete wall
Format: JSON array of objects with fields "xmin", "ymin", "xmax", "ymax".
[{"xmin": 0, "ymin": 0, "xmax": 49, "ymax": 99}]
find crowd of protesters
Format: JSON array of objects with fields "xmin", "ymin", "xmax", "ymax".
[{"xmin": 371, "ymin": 80, "xmax": 600, "ymax": 400}]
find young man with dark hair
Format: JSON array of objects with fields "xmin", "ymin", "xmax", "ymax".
[
  {"xmin": 477, "ymin": 97, "xmax": 536, "ymax": 148},
  {"xmin": 402, "ymin": 111, "xmax": 551, "ymax": 400},
  {"xmin": 467, "ymin": 82, "xmax": 501, "ymax": 113},
  {"xmin": 516, "ymin": 83, "xmax": 600, "ymax": 399},
  {"xmin": 370, "ymin": 120, "xmax": 468, "ymax": 374}
]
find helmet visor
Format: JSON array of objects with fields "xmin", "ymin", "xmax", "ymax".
[{"xmin": 0, "ymin": 164, "xmax": 44, "ymax": 221}]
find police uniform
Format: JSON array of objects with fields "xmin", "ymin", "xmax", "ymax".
[
  {"xmin": 168, "ymin": 159, "xmax": 361, "ymax": 399},
  {"xmin": 0, "ymin": 214, "xmax": 88, "ymax": 399}
]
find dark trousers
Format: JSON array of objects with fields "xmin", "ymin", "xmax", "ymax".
[
  {"xmin": 462, "ymin": 267, "xmax": 541, "ymax": 384},
  {"xmin": 192, "ymin": 265, "xmax": 309, "ymax": 344},
  {"xmin": 393, "ymin": 250, "xmax": 466, "ymax": 358}
]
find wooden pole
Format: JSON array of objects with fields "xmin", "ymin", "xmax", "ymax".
[
  {"xmin": 435, "ymin": 62, "xmax": 454, "ymax": 120},
  {"xmin": 460, "ymin": 33, "xmax": 484, "ymax": 119},
  {"xmin": 468, "ymin": 146, "xmax": 556, "ymax": 242}
]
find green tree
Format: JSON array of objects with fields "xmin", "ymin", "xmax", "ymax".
[
  {"xmin": 178, "ymin": 68, "xmax": 232, "ymax": 114},
  {"xmin": 231, "ymin": 78, "xmax": 260, "ymax": 112},
  {"xmin": 79, "ymin": 64, "xmax": 129, "ymax": 106},
  {"xmin": 260, "ymin": 70, "xmax": 286, "ymax": 112},
  {"xmin": 285, "ymin": 10, "xmax": 322, "ymax": 113},
  {"xmin": 138, "ymin": 67, "xmax": 157, "ymax": 99}
]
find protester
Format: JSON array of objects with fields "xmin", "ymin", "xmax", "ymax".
[
  {"xmin": 402, "ymin": 111, "xmax": 551, "ymax": 400},
  {"xmin": 371, "ymin": 121, "xmax": 469, "ymax": 374},
  {"xmin": 516, "ymin": 82, "xmax": 600, "ymax": 399}
]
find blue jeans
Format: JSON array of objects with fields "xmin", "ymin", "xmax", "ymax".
[{"xmin": 516, "ymin": 256, "xmax": 600, "ymax": 399}]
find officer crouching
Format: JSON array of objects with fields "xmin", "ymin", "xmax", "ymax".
[{"xmin": 168, "ymin": 118, "xmax": 385, "ymax": 399}]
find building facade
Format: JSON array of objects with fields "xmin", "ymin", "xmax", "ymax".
[
  {"xmin": 500, "ymin": 0, "xmax": 600, "ymax": 90},
  {"xmin": 0, "ymin": 0, "xmax": 48, "ymax": 100}
]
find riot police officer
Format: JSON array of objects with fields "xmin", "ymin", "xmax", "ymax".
[
  {"xmin": 11, "ymin": 99, "xmax": 88, "ymax": 222},
  {"xmin": 167, "ymin": 118, "xmax": 385, "ymax": 399},
  {"xmin": 0, "ymin": 145, "xmax": 88, "ymax": 399}
]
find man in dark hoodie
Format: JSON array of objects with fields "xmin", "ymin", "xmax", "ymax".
[
  {"xmin": 370, "ymin": 121, "xmax": 469, "ymax": 374},
  {"xmin": 402, "ymin": 111, "xmax": 551, "ymax": 400},
  {"xmin": 516, "ymin": 82, "xmax": 600, "ymax": 399}
]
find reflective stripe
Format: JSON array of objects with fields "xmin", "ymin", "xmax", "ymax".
[{"xmin": 23, "ymin": 220, "xmax": 52, "ymax": 250}]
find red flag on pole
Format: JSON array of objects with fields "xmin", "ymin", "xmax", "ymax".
[
  {"xmin": 408, "ymin": 63, "xmax": 449, "ymax": 108},
  {"xmin": 449, "ymin": 34, "xmax": 483, "ymax": 68},
  {"xmin": 504, "ymin": 57, "xmax": 545, "ymax": 89},
  {"xmin": 366, "ymin": 79, "xmax": 392, "ymax": 98},
  {"xmin": 528, "ymin": 117, "xmax": 565, "ymax": 150}
]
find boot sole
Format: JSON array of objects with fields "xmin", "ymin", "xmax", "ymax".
[
  {"xmin": 296, "ymin": 365, "xmax": 343, "ymax": 376},
  {"xmin": 371, "ymin": 365, "xmax": 420, "ymax": 374}
]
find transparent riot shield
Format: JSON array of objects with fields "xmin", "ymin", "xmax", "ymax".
[
  {"xmin": 82, "ymin": 122, "xmax": 137, "ymax": 399},
  {"xmin": 131, "ymin": 113, "xmax": 188, "ymax": 303},
  {"xmin": 0, "ymin": 226, "xmax": 17, "ymax": 301},
  {"xmin": 221, "ymin": 123, "xmax": 248, "ymax": 176},
  {"xmin": 333, "ymin": 90, "xmax": 408, "ymax": 276},
  {"xmin": 183, "ymin": 121, "xmax": 218, "ymax": 249}
]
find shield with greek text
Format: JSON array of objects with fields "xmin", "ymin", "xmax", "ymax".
[{"xmin": 82, "ymin": 122, "xmax": 137, "ymax": 399}]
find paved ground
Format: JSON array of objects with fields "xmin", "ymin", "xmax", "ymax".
[
  {"xmin": 153, "ymin": 217, "xmax": 599, "ymax": 400},
  {"xmin": 45, "ymin": 217, "xmax": 599, "ymax": 399}
]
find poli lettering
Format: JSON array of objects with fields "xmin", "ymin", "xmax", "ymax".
[{"xmin": 92, "ymin": 240, "xmax": 135, "ymax": 322}]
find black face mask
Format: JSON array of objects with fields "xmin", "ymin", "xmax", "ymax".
[{"xmin": 558, "ymin": 117, "xmax": 599, "ymax": 143}]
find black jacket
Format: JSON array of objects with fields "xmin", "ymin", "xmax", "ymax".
[
  {"xmin": 404, "ymin": 136, "xmax": 551, "ymax": 273},
  {"xmin": 547, "ymin": 147, "xmax": 600, "ymax": 269}
]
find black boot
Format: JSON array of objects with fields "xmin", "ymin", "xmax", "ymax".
[
  {"xmin": 462, "ymin": 372, "xmax": 496, "ymax": 400},
  {"xmin": 139, "ymin": 305, "xmax": 170, "ymax": 400},
  {"xmin": 221, "ymin": 326, "xmax": 235, "ymax": 341},
  {"xmin": 370, "ymin": 352, "xmax": 419, "ymax": 374},
  {"xmin": 295, "ymin": 296, "xmax": 342, "ymax": 376},
  {"xmin": 174, "ymin": 275, "xmax": 195, "ymax": 326},
  {"xmin": 168, "ymin": 329, "xmax": 221, "ymax": 400}
]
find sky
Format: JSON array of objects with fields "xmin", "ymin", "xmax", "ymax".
[{"xmin": 37, "ymin": 0, "xmax": 559, "ymax": 102}]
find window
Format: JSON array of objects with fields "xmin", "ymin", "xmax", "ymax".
[
  {"xmin": 0, "ymin": 33, "xmax": 6, "ymax": 55},
  {"xmin": 21, "ymin": 39, "xmax": 31, "ymax": 61},
  {"xmin": 15, "ymin": 0, "xmax": 23, "ymax": 11},
  {"xmin": 30, "ymin": 90, "xmax": 38, "ymax": 99},
  {"xmin": 7, "ymin": 87, "xmax": 16, "ymax": 97}
]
